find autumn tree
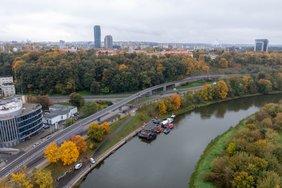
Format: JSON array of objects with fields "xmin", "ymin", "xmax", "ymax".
[
  {"xmin": 87, "ymin": 122, "xmax": 104, "ymax": 142},
  {"xmin": 32, "ymin": 169, "xmax": 53, "ymax": 188},
  {"xmin": 100, "ymin": 122, "xmax": 110, "ymax": 135},
  {"xmin": 59, "ymin": 141, "xmax": 79, "ymax": 165},
  {"xmin": 69, "ymin": 92, "xmax": 85, "ymax": 108},
  {"xmin": 214, "ymin": 80, "xmax": 229, "ymax": 99},
  {"xmin": 257, "ymin": 79, "xmax": 273, "ymax": 94},
  {"xmin": 70, "ymin": 135, "xmax": 87, "ymax": 154},
  {"xmin": 198, "ymin": 84, "xmax": 214, "ymax": 101},
  {"xmin": 119, "ymin": 64, "xmax": 128, "ymax": 71},
  {"xmin": 170, "ymin": 94, "xmax": 181, "ymax": 111},
  {"xmin": 44, "ymin": 143, "xmax": 59, "ymax": 163},
  {"xmin": 158, "ymin": 99, "xmax": 167, "ymax": 114},
  {"xmin": 10, "ymin": 168, "xmax": 33, "ymax": 188},
  {"xmin": 218, "ymin": 58, "xmax": 228, "ymax": 68}
]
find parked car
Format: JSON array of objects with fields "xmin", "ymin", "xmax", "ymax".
[
  {"xmin": 74, "ymin": 163, "xmax": 82, "ymax": 170},
  {"xmin": 90, "ymin": 158, "xmax": 96, "ymax": 164}
]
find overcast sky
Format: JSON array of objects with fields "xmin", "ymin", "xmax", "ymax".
[{"xmin": 0, "ymin": 0, "xmax": 281, "ymax": 44}]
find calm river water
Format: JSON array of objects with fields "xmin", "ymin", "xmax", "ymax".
[{"xmin": 80, "ymin": 94, "xmax": 282, "ymax": 188}]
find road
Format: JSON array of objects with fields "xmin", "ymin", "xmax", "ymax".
[{"xmin": 0, "ymin": 74, "xmax": 228, "ymax": 179}]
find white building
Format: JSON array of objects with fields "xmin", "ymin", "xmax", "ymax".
[
  {"xmin": 0, "ymin": 77, "xmax": 16, "ymax": 98},
  {"xmin": 43, "ymin": 104, "xmax": 77, "ymax": 129}
]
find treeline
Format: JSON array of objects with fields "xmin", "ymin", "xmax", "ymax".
[
  {"xmin": 9, "ymin": 50, "xmax": 208, "ymax": 95},
  {"xmin": 181, "ymin": 72, "xmax": 282, "ymax": 108},
  {"xmin": 210, "ymin": 52, "xmax": 282, "ymax": 69},
  {"xmin": 205, "ymin": 102, "xmax": 282, "ymax": 187}
]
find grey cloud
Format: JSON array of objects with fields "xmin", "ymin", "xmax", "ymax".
[{"xmin": 0, "ymin": 0, "xmax": 281, "ymax": 44}]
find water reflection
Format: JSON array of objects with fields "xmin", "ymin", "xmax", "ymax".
[{"xmin": 193, "ymin": 95, "xmax": 282, "ymax": 119}]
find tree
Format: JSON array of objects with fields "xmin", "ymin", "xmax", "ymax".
[
  {"xmin": 80, "ymin": 102, "xmax": 98, "ymax": 117},
  {"xmin": 233, "ymin": 171, "xmax": 255, "ymax": 188},
  {"xmin": 70, "ymin": 135, "xmax": 87, "ymax": 154},
  {"xmin": 10, "ymin": 169, "xmax": 33, "ymax": 188},
  {"xmin": 87, "ymin": 122, "xmax": 104, "ymax": 142},
  {"xmin": 32, "ymin": 169, "xmax": 53, "ymax": 188},
  {"xmin": 218, "ymin": 58, "xmax": 229, "ymax": 68},
  {"xmin": 158, "ymin": 99, "xmax": 167, "ymax": 114},
  {"xmin": 214, "ymin": 80, "xmax": 229, "ymax": 99},
  {"xmin": 59, "ymin": 141, "xmax": 79, "ymax": 165},
  {"xmin": 257, "ymin": 79, "xmax": 272, "ymax": 94},
  {"xmin": 226, "ymin": 142, "xmax": 236, "ymax": 155},
  {"xmin": 100, "ymin": 122, "xmax": 110, "ymax": 135},
  {"xmin": 198, "ymin": 84, "xmax": 214, "ymax": 101},
  {"xmin": 44, "ymin": 143, "xmax": 59, "ymax": 163},
  {"xmin": 69, "ymin": 92, "xmax": 85, "ymax": 108},
  {"xmin": 170, "ymin": 94, "xmax": 181, "ymax": 111}
]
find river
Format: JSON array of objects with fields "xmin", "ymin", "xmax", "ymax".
[{"xmin": 80, "ymin": 94, "xmax": 282, "ymax": 188}]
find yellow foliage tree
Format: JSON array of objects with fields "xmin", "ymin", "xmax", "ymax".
[
  {"xmin": 100, "ymin": 122, "xmax": 110, "ymax": 135},
  {"xmin": 59, "ymin": 141, "xmax": 79, "ymax": 165},
  {"xmin": 10, "ymin": 171, "xmax": 33, "ymax": 188},
  {"xmin": 215, "ymin": 80, "xmax": 229, "ymax": 99},
  {"xmin": 119, "ymin": 64, "xmax": 128, "ymax": 71},
  {"xmin": 158, "ymin": 99, "xmax": 167, "ymax": 114},
  {"xmin": 44, "ymin": 143, "xmax": 59, "ymax": 163},
  {"xmin": 199, "ymin": 84, "xmax": 213, "ymax": 101},
  {"xmin": 70, "ymin": 135, "xmax": 87, "ymax": 154},
  {"xmin": 32, "ymin": 169, "xmax": 53, "ymax": 188},
  {"xmin": 170, "ymin": 94, "xmax": 181, "ymax": 111}
]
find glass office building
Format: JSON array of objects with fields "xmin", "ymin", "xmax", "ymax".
[
  {"xmin": 0, "ymin": 98, "xmax": 43, "ymax": 147},
  {"xmin": 255, "ymin": 39, "xmax": 269, "ymax": 52},
  {"xmin": 94, "ymin": 25, "xmax": 101, "ymax": 48}
]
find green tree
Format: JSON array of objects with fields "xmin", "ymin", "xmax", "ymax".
[
  {"xmin": 69, "ymin": 92, "xmax": 85, "ymax": 108},
  {"xmin": 87, "ymin": 122, "xmax": 104, "ymax": 142},
  {"xmin": 257, "ymin": 79, "xmax": 272, "ymax": 94}
]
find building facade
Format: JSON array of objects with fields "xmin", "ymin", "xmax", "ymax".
[
  {"xmin": 0, "ymin": 98, "xmax": 43, "ymax": 147},
  {"xmin": 94, "ymin": 25, "xmax": 101, "ymax": 48},
  {"xmin": 255, "ymin": 39, "xmax": 269, "ymax": 52},
  {"xmin": 104, "ymin": 35, "xmax": 113, "ymax": 49},
  {"xmin": 43, "ymin": 104, "xmax": 77, "ymax": 129},
  {"xmin": 0, "ymin": 77, "xmax": 16, "ymax": 98}
]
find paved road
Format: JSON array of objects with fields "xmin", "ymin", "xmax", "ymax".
[
  {"xmin": 57, "ymin": 116, "xmax": 133, "ymax": 187},
  {"xmin": 0, "ymin": 74, "xmax": 228, "ymax": 179}
]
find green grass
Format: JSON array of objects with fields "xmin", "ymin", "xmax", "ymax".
[
  {"xmin": 78, "ymin": 90, "xmax": 93, "ymax": 96},
  {"xmin": 189, "ymin": 118, "xmax": 249, "ymax": 188},
  {"xmin": 176, "ymin": 81, "xmax": 214, "ymax": 89}
]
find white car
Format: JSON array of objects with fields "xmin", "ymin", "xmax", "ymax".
[
  {"xmin": 90, "ymin": 158, "xmax": 96, "ymax": 164},
  {"xmin": 74, "ymin": 163, "xmax": 82, "ymax": 170}
]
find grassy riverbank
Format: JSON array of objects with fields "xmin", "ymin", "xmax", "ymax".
[
  {"xmin": 189, "ymin": 118, "xmax": 249, "ymax": 188},
  {"xmin": 190, "ymin": 97, "xmax": 282, "ymax": 187}
]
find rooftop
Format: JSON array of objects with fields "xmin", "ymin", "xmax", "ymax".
[
  {"xmin": 44, "ymin": 104, "xmax": 76, "ymax": 119},
  {"xmin": 0, "ymin": 97, "xmax": 41, "ymax": 119}
]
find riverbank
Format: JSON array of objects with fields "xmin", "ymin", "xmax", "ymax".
[
  {"xmin": 190, "ymin": 95, "xmax": 282, "ymax": 187},
  {"xmin": 189, "ymin": 117, "xmax": 249, "ymax": 188}
]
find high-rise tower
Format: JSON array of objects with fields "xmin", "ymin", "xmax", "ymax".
[
  {"xmin": 254, "ymin": 39, "xmax": 269, "ymax": 52},
  {"xmin": 94, "ymin": 25, "xmax": 101, "ymax": 48},
  {"xmin": 104, "ymin": 35, "xmax": 113, "ymax": 49}
]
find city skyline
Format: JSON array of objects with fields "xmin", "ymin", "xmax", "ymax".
[{"xmin": 0, "ymin": 0, "xmax": 282, "ymax": 44}]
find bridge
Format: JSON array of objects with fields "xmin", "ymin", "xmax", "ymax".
[{"xmin": 0, "ymin": 74, "xmax": 230, "ymax": 179}]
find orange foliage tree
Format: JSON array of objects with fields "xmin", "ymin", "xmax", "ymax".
[
  {"xmin": 170, "ymin": 94, "xmax": 181, "ymax": 111},
  {"xmin": 100, "ymin": 122, "xmax": 110, "ymax": 135},
  {"xmin": 59, "ymin": 141, "xmax": 79, "ymax": 165},
  {"xmin": 44, "ymin": 142, "xmax": 60, "ymax": 163},
  {"xmin": 70, "ymin": 135, "xmax": 87, "ymax": 154},
  {"xmin": 214, "ymin": 80, "xmax": 229, "ymax": 99}
]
